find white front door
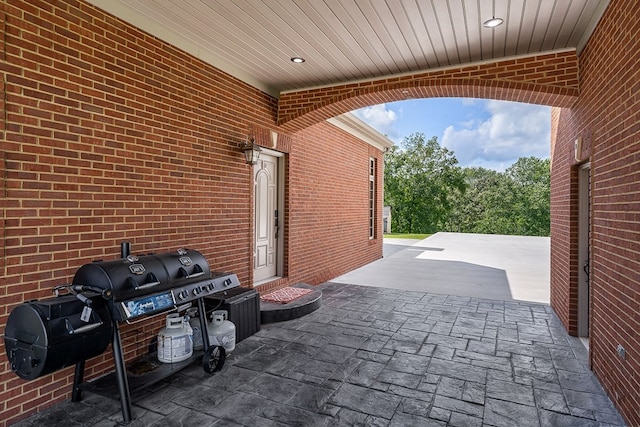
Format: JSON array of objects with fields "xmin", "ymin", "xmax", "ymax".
[{"xmin": 253, "ymin": 153, "xmax": 278, "ymax": 282}]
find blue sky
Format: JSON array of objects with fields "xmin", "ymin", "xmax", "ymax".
[{"xmin": 353, "ymin": 98, "xmax": 551, "ymax": 171}]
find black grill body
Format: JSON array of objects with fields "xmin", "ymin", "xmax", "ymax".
[
  {"xmin": 72, "ymin": 249, "xmax": 215, "ymax": 322},
  {"xmin": 4, "ymin": 295, "xmax": 112, "ymax": 380}
]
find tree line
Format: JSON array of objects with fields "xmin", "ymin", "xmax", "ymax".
[{"xmin": 384, "ymin": 133, "xmax": 550, "ymax": 236}]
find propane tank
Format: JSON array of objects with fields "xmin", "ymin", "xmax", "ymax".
[
  {"xmin": 207, "ymin": 310, "xmax": 235, "ymax": 353},
  {"xmin": 186, "ymin": 307, "xmax": 204, "ymax": 351},
  {"xmin": 157, "ymin": 313, "xmax": 193, "ymax": 363}
]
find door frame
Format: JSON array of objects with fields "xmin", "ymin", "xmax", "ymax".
[
  {"xmin": 577, "ymin": 162, "xmax": 591, "ymax": 339},
  {"xmin": 253, "ymin": 148, "xmax": 285, "ymax": 286}
]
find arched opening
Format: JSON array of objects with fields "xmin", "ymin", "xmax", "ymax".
[
  {"xmin": 277, "ymin": 51, "xmax": 579, "ymax": 133},
  {"xmin": 331, "ymin": 97, "xmax": 552, "ymax": 306}
]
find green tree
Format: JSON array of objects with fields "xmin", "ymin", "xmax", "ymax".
[
  {"xmin": 448, "ymin": 167, "xmax": 516, "ymax": 233},
  {"xmin": 505, "ymin": 156, "xmax": 550, "ymax": 236},
  {"xmin": 384, "ymin": 133, "xmax": 466, "ymax": 233},
  {"xmin": 447, "ymin": 157, "xmax": 550, "ymax": 236}
]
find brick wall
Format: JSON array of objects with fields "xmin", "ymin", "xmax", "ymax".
[
  {"xmin": 0, "ymin": 1, "xmax": 383, "ymax": 424},
  {"xmin": 287, "ymin": 125, "xmax": 383, "ymax": 286},
  {"xmin": 278, "ymin": 51, "xmax": 580, "ymax": 132},
  {"xmin": 551, "ymin": 0, "xmax": 640, "ymax": 424},
  {"xmin": 549, "ymin": 107, "xmax": 580, "ymax": 336}
]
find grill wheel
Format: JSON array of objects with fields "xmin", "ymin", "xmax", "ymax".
[{"xmin": 202, "ymin": 345, "xmax": 226, "ymax": 373}]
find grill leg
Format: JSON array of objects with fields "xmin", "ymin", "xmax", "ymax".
[
  {"xmin": 71, "ymin": 360, "xmax": 85, "ymax": 402},
  {"xmin": 112, "ymin": 322, "xmax": 133, "ymax": 423},
  {"xmin": 197, "ymin": 297, "xmax": 211, "ymax": 351}
]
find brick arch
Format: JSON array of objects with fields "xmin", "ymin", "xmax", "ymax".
[{"xmin": 277, "ymin": 51, "xmax": 579, "ymax": 133}]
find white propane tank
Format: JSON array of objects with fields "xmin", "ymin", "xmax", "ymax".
[
  {"xmin": 157, "ymin": 313, "xmax": 193, "ymax": 363},
  {"xmin": 186, "ymin": 307, "xmax": 203, "ymax": 351},
  {"xmin": 207, "ymin": 310, "xmax": 235, "ymax": 353}
]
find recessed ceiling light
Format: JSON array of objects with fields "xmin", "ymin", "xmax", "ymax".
[
  {"xmin": 483, "ymin": 17, "xmax": 504, "ymax": 28},
  {"xmin": 291, "ymin": 57, "xmax": 305, "ymax": 63}
]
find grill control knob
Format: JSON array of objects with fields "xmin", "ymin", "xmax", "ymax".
[
  {"xmin": 223, "ymin": 278, "xmax": 232, "ymax": 287},
  {"xmin": 192, "ymin": 287, "xmax": 202, "ymax": 296},
  {"xmin": 177, "ymin": 290, "xmax": 189, "ymax": 300},
  {"xmin": 205, "ymin": 283, "xmax": 215, "ymax": 292}
]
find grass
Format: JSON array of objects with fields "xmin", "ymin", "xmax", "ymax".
[{"xmin": 384, "ymin": 233, "xmax": 431, "ymax": 240}]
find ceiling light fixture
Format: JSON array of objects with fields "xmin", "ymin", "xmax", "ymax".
[
  {"xmin": 483, "ymin": 17, "xmax": 504, "ymax": 28},
  {"xmin": 291, "ymin": 57, "xmax": 305, "ymax": 63}
]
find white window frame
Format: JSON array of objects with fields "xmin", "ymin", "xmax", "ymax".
[{"xmin": 369, "ymin": 157, "xmax": 376, "ymax": 239}]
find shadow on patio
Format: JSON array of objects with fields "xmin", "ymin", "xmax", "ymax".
[{"xmin": 335, "ymin": 233, "xmax": 550, "ymax": 305}]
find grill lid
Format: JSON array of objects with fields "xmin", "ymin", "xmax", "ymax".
[{"xmin": 72, "ymin": 249, "xmax": 211, "ymax": 302}]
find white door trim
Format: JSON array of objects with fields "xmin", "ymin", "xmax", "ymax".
[{"xmin": 253, "ymin": 148, "xmax": 284, "ymax": 285}]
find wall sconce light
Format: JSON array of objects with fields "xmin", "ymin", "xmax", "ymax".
[
  {"xmin": 574, "ymin": 136, "xmax": 583, "ymax": 162},
  {"xmin": 242, "ymin": 137, "xmax": 262, "ymax": 165}
]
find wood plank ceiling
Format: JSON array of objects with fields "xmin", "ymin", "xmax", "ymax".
[{"xmin": 88, "ymin": 0, "xmax": 609, "ymax": 98}]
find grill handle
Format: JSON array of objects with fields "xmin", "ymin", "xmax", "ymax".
[
  {"xmin": 128, "ymin": 273, "xmax": 161, "ymax": 291},
  {"xmin": 179, "ymin": 268, "xmax": 205, "ymax": 279},
  {"xmin": 68, "ymin": 321, "xmax": 104, "ymax": 335},
  {"xmin": 133, "ymin": 280, "xmax": 161, "ymax": 291},
  {"xmin": 64, "ymin": 310, "xmax": 105, "ymax": 335},
  {"xmin": 179, "ymin": 263, "xmax": 205, "ymax": 279},
  {"xmin": 54, "ymin": 284, "xmax": 112, "ymax": 300}
]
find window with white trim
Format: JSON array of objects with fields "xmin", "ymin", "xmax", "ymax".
[{"xmin": 369, "ymin": 157, "xmax": 376, "ymax": 239}]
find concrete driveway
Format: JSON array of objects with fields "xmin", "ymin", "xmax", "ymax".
[{"xmin": 333, "ymin": 233, "xmax": 550, "ymax": 304}]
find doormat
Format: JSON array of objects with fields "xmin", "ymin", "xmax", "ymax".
[{"xmin": 260, "ymin": 287, "xmax": 312, "ymax": 304}]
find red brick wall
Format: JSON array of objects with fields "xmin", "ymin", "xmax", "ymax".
[
  {"xmin": 278, "ymin": 51, "xmax": 580, "ymax": 132},
  {"xmin": 551, "ymin": 0, "xmax": 640, "ymax": 424},
  {"xmin": 287, "ymin": 125, "xmax": 383, "ymax": 285},
  {"xmin": 0, "ymin": 1, "xmax": 382, "ymax": 424},
  {"xmin": 549, "ymin": 107, "xmax": 580, "ymax": 336}
]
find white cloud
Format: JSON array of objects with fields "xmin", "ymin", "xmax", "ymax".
[
  {"xmin": 441, "ymin": 100, "xmax": 550, "ymax": 170},
  {"xmin": 354, "ymin": 104, "xmax": 399, "ymax": 140},
  {"xmin": 461, "ymin": 98, "xmax": 479, "ymax": 106}
]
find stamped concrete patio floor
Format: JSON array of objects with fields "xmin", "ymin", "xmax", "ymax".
[{"xmin": 15, "ymin": 282, "xmax": 625, "ymax": 426}]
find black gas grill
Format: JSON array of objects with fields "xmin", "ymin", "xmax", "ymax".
[
  {"xmin": 4, "ymin": 245, "xmax": 241, "ymax": 424},
  {"xmin": 72, "ymin": 249, "xmax": 238, "ymax": 322}
]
